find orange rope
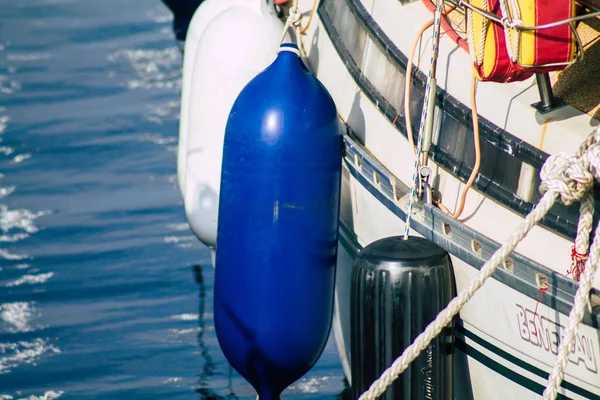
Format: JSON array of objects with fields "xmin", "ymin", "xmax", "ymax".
[
  {"xmin": 403, "ymin": 4, "xmax": 480, "ymax": 220},
  {"xmin": 300, "ymin": 0, "xmax": 319, "ymax": 34},
  {"xmin": 433, "ymin": 73, "xmax": 481, "ymax": 219},
  {"xmin": 405, "ymin": 18, "xmax": 435, "ymax": 158},
  {"xmin": 450, "ymin": 73, "xmax": 481, "ymax": 219}
]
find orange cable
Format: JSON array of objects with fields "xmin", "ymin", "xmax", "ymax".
[
  {"xmin": 300, "ymin": 0, "xmax": 319, "ymax": 34},
  {"xmin": 449, "ymin": 72, "xmax": 481, "ymax": 219},
  {"xmin": 405, "ymin": 18, "xmax": 435, "ymax": 158},
  {"xmin": 401, "ymin": 3, "xmax": 479, "ymax": 219}
]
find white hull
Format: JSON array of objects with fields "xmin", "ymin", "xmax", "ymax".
[
  {"xmin": 295, "ymin": 0, "xmax": 600, "ymax": 398},
  {"xmin": 334, "ymin": 162, "xmax": 600, "ymax": 398},
  {"xmin": 174, "ymin": 0, "xmax": 600, "ymax": 397},
  {"xmin": 179, "ymin": 0, "xmax": 283, "ymax": 249}
]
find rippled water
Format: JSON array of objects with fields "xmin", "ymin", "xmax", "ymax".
[{"xmin": 0, "ymin": 1, "xmax": 346, "ymax": 398}]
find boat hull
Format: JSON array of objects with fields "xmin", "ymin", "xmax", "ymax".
[
  {"xmin": 333, "ymin": 139, "xmax": 600, "ymax": 399},
  {"xmin": 302, "ymin": 0, "xmax": 600, "ymax": 397}
]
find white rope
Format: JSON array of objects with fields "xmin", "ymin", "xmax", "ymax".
[
  {"xmin": 359, "ymin": 127, "xmax": 600, "ymax": 400},
  {"xmin": 478, "ymin": 1, "xmax": 488, "ymax": 66},
  {"xmin": 467, "ymin": 0, "xmax": 521, "ymax": 65},
  {"xmin": 466, "ymin": 0, "xmax": 487, "ymax": 66},
  {"xmin": 466, "ymin": 2, "xmax": 477, "ymax": 65},
  {"xmin": 278, "ymin": 0, "xmax": 303, "ymax": 46},
  {"xmin": 499, "ymin": 0, "xmax": 521, "ymax": 62},
  {"xmin": 509, "ymin": 0, "xmax": 522, "ymax": 60},
  {"xmin": 573, "ymin": 134, "xmax": 596, "ymax": 265},
  {"xmin": 542, "ymin": 193, "xmax": 598, "ymax": 399},
  {"xmin": 542, "ymin": 135, "xmax": 600, "ymax": 399},
  {"xmin": 574, "ymin": 192, "xmax": 594, "ymax": 256}
]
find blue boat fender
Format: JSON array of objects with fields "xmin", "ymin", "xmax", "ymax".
[{"xmin": 214, "ymin": 43, "xmax": 342, "ymax": 400}]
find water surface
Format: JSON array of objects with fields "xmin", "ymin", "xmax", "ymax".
[{"xmin": 0, "ymin": 1, "xmax": 346, "ymax": 398}]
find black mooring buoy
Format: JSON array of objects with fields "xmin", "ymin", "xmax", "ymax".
[{"xmin": 351, "ymin": 236, "xmax": 455, "ymax": 400}]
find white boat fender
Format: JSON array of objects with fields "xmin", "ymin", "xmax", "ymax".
[
  {"xmin": 176, "ymin": 0, "xmax": 250, "ymax": 197},
  {"xmin": 181, "ymin": 0, "xmax": 284, "ymax": 251}
]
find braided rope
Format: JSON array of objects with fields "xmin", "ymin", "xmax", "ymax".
[
  {"xmin": 466, "ymin": 0, "xmax": 488, "ymax": 66},
  {"xmin": 507, "ymin": 0, "xmax": 522, "ymax": 61},
  {"xmin": 542, "ymin": 137, "xmax": 600, "ymax": 399},
  {"xmin": 542, "ymin": 191, "xmax": 598, "ymax": 399},
  {"xmin": 577, "ymin": 128, "xmax": 599, "ymax": 155},
  {"xmin": 498, "ymin": 0, "xmax": 513, "ymax": 62},
  {"xmin": 466, "ymin": 2, "xmax": 478, "ymax": 65},
  {"xmin": 574, "ymin": 192, "xmax": 593, "ymax": 259},
  {"xmin": 479, "ymin": 1, "xmax": 488, "ymax": 65},
  {"xmin": 573, "ymin": 130, "xmax": 596, "ymax": 256},
  {"xmin": 359, "ymin": 127, "xmax": 600, "ymax": 400}
]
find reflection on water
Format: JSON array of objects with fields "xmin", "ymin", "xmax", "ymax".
[
  {"xmin": 189, "ymin": 262, "xmax": 348, "ymax": 400},
  {"xmin": 0, "ymin": 0, "xmax": 345, "ymax": 398},
  {"xmin": 193, "ymin": 264, "xmax": 237, "ymax": 400}
]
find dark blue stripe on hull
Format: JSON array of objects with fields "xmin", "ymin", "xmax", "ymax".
[{"xmin": 337, "ymin": 168, "xmax": 600, "ymax": 398}]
